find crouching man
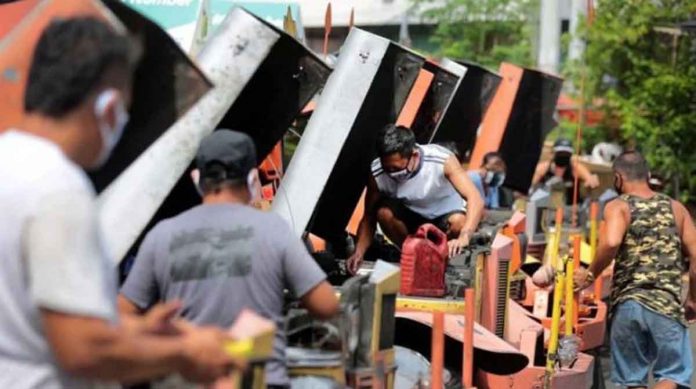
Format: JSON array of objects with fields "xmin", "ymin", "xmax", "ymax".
[{"xmin": 347, "ymin": 124, "xmax": 484, "ymax": 274}]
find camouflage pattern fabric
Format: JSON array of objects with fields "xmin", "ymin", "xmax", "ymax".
[{"xmin": 611, "ymin": 193, "xmax": 687, "ymax": 326}]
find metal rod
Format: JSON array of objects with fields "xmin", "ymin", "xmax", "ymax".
[
  {"xmin": 431, "ymin": 311, "xmax": 445, "ymax": 389},
  {"xmin": 463, "ymin": 289, "xmax": 475, "ymax": 388}
]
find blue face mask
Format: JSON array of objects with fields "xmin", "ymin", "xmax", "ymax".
[{"xmin": 484, "ymin": 171, "xmax": 506, "ymax": 188}]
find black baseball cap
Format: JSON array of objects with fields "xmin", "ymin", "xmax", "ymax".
[
  {"xmin": 195, "ymin": 129, "xmax": 257, "ymax": 180},
  {"xmin": 553, "ymin": 138, "xmax": 574, "ymax": 154}
]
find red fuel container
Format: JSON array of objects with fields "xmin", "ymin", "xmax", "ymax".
[{"xmin": 400, "ymin": 223, "xmax": 449, "ymax": 297}]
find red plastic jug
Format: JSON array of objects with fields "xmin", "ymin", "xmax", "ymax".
[{"xmin": 400, "ymin": 223, "xmax": 449, "ymax": 297}]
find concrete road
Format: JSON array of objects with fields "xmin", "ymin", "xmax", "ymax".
[{"xmin": 598, "ymin": 324, "xmax": 696, "ymax": 388}]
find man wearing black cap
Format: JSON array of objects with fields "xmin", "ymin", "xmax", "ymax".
[
  {"xmin": 532, "ymin": 138, "xmax": 600, "ymax": 203},
  {"xmin": 119, "ymin": 130, "xmax": 339, "ymax": 388}
]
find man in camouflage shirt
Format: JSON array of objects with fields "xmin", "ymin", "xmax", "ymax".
[{"xmin": 575, "ymin": 151, "xmax": 696, "ymax": 389}]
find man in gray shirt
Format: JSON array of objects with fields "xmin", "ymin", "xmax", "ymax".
[{"xmin": 119, "ymin": 130, "xmax": 339, "ymax": 388}]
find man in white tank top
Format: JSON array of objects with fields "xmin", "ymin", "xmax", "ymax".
[{"xmin": 347, "ymin": 125, "xmax": 484, "ymax": 274}]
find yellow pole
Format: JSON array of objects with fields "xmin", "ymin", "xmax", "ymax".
[
  {"xmin": 565, "ymin": 256, "xmax": 574, "ymax": 336},
  {"xmin": 545, "ymin": 265, "xmax": 566, "ymax": 388},
  {"xmin": 589, "ymin": 202, "xmax": 602, "ymax": 302},
  {"xmin": 550, "ymin": 208, "xmax": 564, "ymax": 268}
]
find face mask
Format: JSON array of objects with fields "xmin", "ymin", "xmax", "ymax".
[
  {"xmin": 554, "ymin": 154, "xmax": 571, "ymax": 167},
  {"xmin": 613, "ymin": 174, "xmax": 623, "ymax": 194},
  {"xmin": 484, "ymin": 171, "xmax": 505, "ymax": 188},
  {"xmin": 491, "ymin": 173, "xmax": 506, "ymax": 188},
  {"xmin": 191, "ymin": 169, "xmax": 204, "ymax": 197},
  {"xmin": 93, "ymin": 89, "xmax": 129, "ymax": 168},
  {"xmin": 388, "ymin": 168, "xmax": 411, "ymax": 182},
  {"xmin": 247, "ymin": 168, "xmax": 262, "ymax": 204},
  {"xmin": 387, "ymin": 154, "xmax": 415, "ymax": 182}
]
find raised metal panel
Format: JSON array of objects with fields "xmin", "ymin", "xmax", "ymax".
[
  {"xmin": 272, "ymin": 28, "xmax": 424, "ymax": 239},
  {"xmin": 99, "ymin": 7, "xmax": 281, "ymax": 265},
  {"xmin": 90, "ymin": 0, "xmax": 212, "ymax": 192},
  {"xmin": 410, "ymin": 61, "xmax": 460, "ymax": 144},
  {"xmin": 217, "ymin": 12, "xmax": 331, "ymax": 162},
  {"xmin": 498, "ymin": 69, "xmax": 563, "ymax": 193},
  {"xmin": 433, "ymin": 59, "xmax": 501, "ymax": 159}
]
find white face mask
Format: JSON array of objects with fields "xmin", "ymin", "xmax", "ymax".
[
  {"xmin": 246, "ymin": 168, "xmax": 262, "ymax": 204},
  {"xmin": 92, "ymin": 89, "xmax": 129, "ymax": 168},
  {"xmin": 388, "ymin": 168, "xmax": 411, "ymax": 182}
]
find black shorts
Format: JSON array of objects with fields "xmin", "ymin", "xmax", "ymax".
[{"xmin": 378, "ymin": 198, "xmax": 464, "ymax": 235}]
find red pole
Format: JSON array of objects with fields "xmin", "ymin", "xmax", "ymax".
[
  {"xmin": 432, "ymin": 311, "xmax": 445, "ymax": 389},
  {"xmin": 463, "ymin": 289, "xmax": 475, "ymax": 388}
]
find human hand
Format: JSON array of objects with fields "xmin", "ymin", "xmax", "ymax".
[
  {"xmin": 585, "ymin": 174, "xmax": 600, "ymax": 189},
  {"xmin": 448, "ymin": 233, "xmax": 470, "ymax": 258},
  {"xmin": 178, "ymin": 323, "xmax": 246, "ymax": 383},
  {"xmin": 573, "ymin": 268, "xmax": 594, "ymax": 292},
  {"xmin": 141, "ymin": 301, "xmax": 182, "ymax": 335},
  {"xmin": 685, "ymin": 299, "xmax": 696, "ymax": 323},
  {"xmin": 347, "ymin": 251, "xmax": 364, "ymax": 275}
]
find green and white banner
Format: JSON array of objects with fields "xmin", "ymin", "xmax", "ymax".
[
  {"xmin": 121, "ymin": 0, "xmax": 209, "ymax": 54},
  {"xmin": 209, "ymin": 1, "xmax": 304, "ymax": 40},
  {"xmin": 122, "ymin": 0, "xmax": 304, "ymax": 53}
]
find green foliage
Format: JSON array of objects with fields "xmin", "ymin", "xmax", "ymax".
[
  {"xmin": 412, "ymin": 0, "xmax": 538, "ymax": 68},
  {"xmin": 571, "ymin": 0, "xmax": 696, "ymax": 202}
]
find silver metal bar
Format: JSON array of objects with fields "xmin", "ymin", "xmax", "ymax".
[
  {"xmin": 271, "ymin": 28, "xmax": 392, "ymax": 237},
  {"xmin": 98, "ymin": 7, "xmax": 280, "ymax": 266}
]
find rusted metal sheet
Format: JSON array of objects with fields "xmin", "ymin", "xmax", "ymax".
[
  {"xmin": 394, "ymin": 311, "xmax": 529, "ymax": 376},
  {"xmin": 471, "ymin": 63, "xmax": 563, "ymax": 193},
  {"xmin": 0, "ymin": 0, "xmax": 41, "ymax": 40},
  {"xmin": 0, "ymin": 0, "xmax": 127, "ymax": 132}
]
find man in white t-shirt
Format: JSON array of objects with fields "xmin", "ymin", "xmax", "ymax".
[
  {"xmin": 347, "ymin": 124, "xmax": 484, "ymax": 274},
  {"xmin": 0, "ymin": 17, "xmax": 240, "ymax": 388}
]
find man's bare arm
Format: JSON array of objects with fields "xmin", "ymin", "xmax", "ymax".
[
  {"xmin": 41, "ymin": 310, "xmax": 236, "ymax": 384},
  {"xmin": 300, "ymin": 281, "xmax": 340, "ymax": 320},
  {"xmin": 118, "ymin": 294, "xmax": 142, "ymax": 316},
  {"xmin": 348, "ymin": 177, "xmax": 382, "ymax": 273},
  {"xmin": 589, "ymin": 200, "xmax": 628, "ymax": 277},
  {"xmin": 572, "ymin": 157, "xmax": 599, "ymax": 188},
  {"xmin": 444, "ymin": 155, "xmax": 483, "ymax": 233},
  {"xmin": 672, "ymin": 201, "xmax": 696, "ymax": 304},
  {"xmin": 532, "ymin": 160, "xmax": 550, "ymax": 186}
]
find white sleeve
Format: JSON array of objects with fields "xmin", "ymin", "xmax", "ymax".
[{"xmin": 23, "ymin": 186, "xmax": 117, "ymax": 321}]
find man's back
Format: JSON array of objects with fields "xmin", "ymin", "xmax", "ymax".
[
  {"xmin": 122, "ymin": 203, "xmax": 326, "ymax": 386},
  {"xmin": 612, "ymin": 193, "xmax": 686, "ymax": 325},
  {"xmin": 0, "ymin": 131, "xmax": 116, "ymax": 388}
]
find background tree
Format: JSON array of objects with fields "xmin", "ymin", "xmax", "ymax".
[
  {"xmin": 572, "ymin": 0, "xmax": 696, "ymax": 203},
  {"xmin": 413, "ymin": 0, "xmax": 539, "ymax": 69}
]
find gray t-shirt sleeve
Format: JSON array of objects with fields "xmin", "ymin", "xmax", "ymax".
[
  {"xmin": 120, "ymin": 226, "xmax": 161, "ymax": 310},
  {"xmin": 281, "ymin": 223, "xmax": 327, "ymax": 298},
  {"xmin": 24, "ymin": 189, "xmax": 116, "ymax": 321}
]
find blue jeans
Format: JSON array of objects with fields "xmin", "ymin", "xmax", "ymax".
[{"xmin": 610, "ymin": 300, "xmax": 693, "ymax": 388}]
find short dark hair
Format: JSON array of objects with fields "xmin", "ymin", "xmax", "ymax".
[
  {"xmin": 24, "ymin": 17, "xmax": 134, "ymax": 118},
  {"xmin": 376, "ymin": 124, "xmax": 415, "ymax": 158},
  {"xmin": 613, "ymin": 151, "xmax": 650, "ymax": 181},
  {"xmin": 199, "ymin": 163, "xmax": 247, "ymax": 195},
  {"xmin": 482, "ymin": 151, "xmax": 503, "ymax": 167}
]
